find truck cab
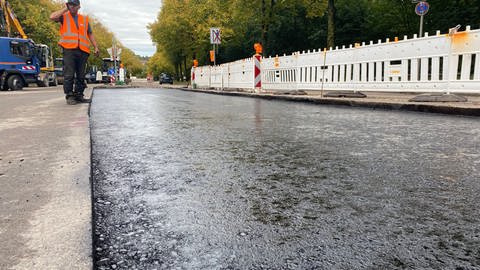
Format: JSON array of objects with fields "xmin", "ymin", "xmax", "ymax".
[{"xmin": 0, "ymin": 36, "xmax": 40, "ymax": 90}]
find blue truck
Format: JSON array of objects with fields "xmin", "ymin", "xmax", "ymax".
[{"xmin": 0, "ymin": 36, "xmax": 40, "ymax": 90}]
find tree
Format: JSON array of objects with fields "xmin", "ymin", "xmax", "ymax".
[
  {"xmin": 8, "ymin": 0, "xmax": 63, "ymax": 57},
  {"xmin": 149, "ymin": 0, "xmax": 192, "ymax": 79},
  {"xmin": 327, "ymin": 0, "xmax": 335, "ymax": 47},
  {"xmin": 120, "ymin": 47, "xmax": 144, "ymax": 76},
  {"xmin": 150, "ymin": 0, "xmax": 480, "ymax": 70},
  {"xmin": 5, "ymin": 0, "xmax": 144, "ymax": 76},
  {"xmin": 147, "ymin": 49, "xmax": 174, "ymax": 78}
]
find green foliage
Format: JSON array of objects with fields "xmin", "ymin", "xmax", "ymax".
[
  {"xmin": 150, "ymin": 0, "xmax": 480, "ymax": 72},
  {"xmin": 8, "ymin": 0, "xmax": 63, "ymax": 56},
  {"xmin": 121, "ymin": 47, "xmax": 144, "ymax": 75},
  {"xmin": 146, "ymin": 49, "xmax": 174, "ymax": 77},
  {"xmin": 7, "ymin": 0, "xmax": 478, "ymax": 78}
]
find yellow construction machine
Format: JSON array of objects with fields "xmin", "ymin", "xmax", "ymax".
[
  {"xmin": 0, "ymin": 0, "xmax": 26, "ymax": 38},
  {"xmin": 0, "ymin": 0, "xmax": 57, "ymax": 88}
]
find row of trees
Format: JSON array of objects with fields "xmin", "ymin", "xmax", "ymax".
[
  {"xmin": 148, "ymin": 0, "xmax": 480, "ymax": 80},
  {"xmin": 6, "ymin": 0, "xmax": 144, "ymax": 76}
]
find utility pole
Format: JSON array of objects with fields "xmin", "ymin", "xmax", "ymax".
[{"xmin": 112, "ymin": 37, "xmax": 117, "ymax": 82}]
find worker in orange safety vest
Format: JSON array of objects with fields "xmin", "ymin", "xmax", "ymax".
[{"xmin": 50, "ymin": 0, "xmax": 99, "ymax": 105}]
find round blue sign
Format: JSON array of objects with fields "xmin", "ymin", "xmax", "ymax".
[{"xmin": 415, "ymin": 1, "xmax": 429, "ymax": 16}]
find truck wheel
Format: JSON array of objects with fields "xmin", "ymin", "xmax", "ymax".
[
  {"xmin": 40, "ymin": 77, "xmax": 49, "ymax": 87},
  {"xmin": 7, "ymin": 75, "xmax": 24, "ymax": 90}
]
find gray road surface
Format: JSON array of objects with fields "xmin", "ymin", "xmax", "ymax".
[
  {"xmin": 91, "ymin": 88, "xmax": 480, "ymax": 270},
  {"xmin": 0, "ymin": 87, "xmax": 91, "ymax": 269}
]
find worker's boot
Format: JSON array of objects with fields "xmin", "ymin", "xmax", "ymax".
[
  {"xmin": 74, "ymin": 95, "xmax": 91, "ymax": 103},
  {"xmin": 66, "ymin": 96, "xmax": 77, "ymax": 105}
]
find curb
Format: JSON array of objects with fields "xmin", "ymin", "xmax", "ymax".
[
  {"xmin": 93, "ymin": 85, "xmax": 140, "ymax": 89},
  {"xmin": 178, "ymin": 88, "xmax": 480, "ymax": 117}
]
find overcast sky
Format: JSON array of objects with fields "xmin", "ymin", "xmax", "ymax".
[{"xmin": 80, "ymin": 0, "xmax": 162, "ymax": 57}]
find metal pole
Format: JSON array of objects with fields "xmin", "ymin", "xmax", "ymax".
[
  {"xmin": 221, "ymin": 64, "xmax": 224, "ymax": 91},
  {"xmin": 353, "ymin": 43, "xmax": 360, "ymax": 93},
  {"xmin": 113, "ymin": 38, "xmax": 117, "ymax": 83},
  {"xmin": 208, "ymin": 66, "xmax": 211, "ymax": 88},
  {"xmin": 213, "ymin": 44, "xmax": 216, "ymax": 66},
  {"xmin": 419, "ymin": 14, "xmax": 424, "ymax": 37},
  {"xmin": 446, "ymin": 36, "xmax": 452, "ymax": 95},
  {"xmin": 321, "ymin": 48, "xmax": 327, "ymax": 98},
  {"xmin": 446, "ymin": 25, "xmax": 461, "ymax": 95}
]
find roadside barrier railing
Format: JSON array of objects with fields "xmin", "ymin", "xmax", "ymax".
[{"xmin": 193, "ymin": 26, "xmax": 480, "ymax": 94}]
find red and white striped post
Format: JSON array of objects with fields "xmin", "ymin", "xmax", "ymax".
[
  {"xmin": 253, "ymin": 43, "xmax": 263, "ymax": 92},
  {"xmin": 191, "ymin": 59, "xmax": 198, "ymax": 88}
]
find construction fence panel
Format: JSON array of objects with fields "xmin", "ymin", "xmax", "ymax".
[
  {"xmin": 210, "ymin": 65, "xmax": 223, "ymax": 88},
  {"xmin": 193, "ymin": 27, "xmax": 480, "ymax": 94},
  {"xmin": 227, "ymin": 58, "xmax": 255, "ymax": 89},
  {"xmin": 194, "ymin": 66, "xmax": 211, "ymax": 88},
  {"xmin": 262, "ymin": 54, "xmax": 298, "ymax": 90}
]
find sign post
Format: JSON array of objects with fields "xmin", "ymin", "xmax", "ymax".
[
  {"xmin": 414, "ymin": 1, "xmax": 429, "ymax": 37},
  {"xmin": 107, "ymin": 38, "xmax": 122, "ymax": 83},
  {"xmin": 210, "ymin": 28, "xmax": 221, "ymax": 65}
]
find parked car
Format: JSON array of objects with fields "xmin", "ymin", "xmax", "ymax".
[
  {"xmin": 159, "ymin": 73, "xmax": 173, "ymax": 84},
  {"xmin": 85, "ymin": 71, "xmax": 98, "ymax": 83}
]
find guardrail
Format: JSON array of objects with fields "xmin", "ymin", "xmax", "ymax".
[{"xmin": 193, "ymin": 26, "xmax": 480, "ymax": 94}]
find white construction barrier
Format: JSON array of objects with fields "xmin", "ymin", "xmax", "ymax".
[{"xmin": 193, "ymin": 26, "xmax": 480, "ymax": 94}]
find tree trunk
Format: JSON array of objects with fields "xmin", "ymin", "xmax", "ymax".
[
  {"xmin": 179, "ymin": 61, "xmax": 183, "ymax": 82},
  {"xmin": 175, "ymin": 63, "xmax": 180, "ymax": 81},
  {"xmin": 261, "ymin": 0, "xmax": 267, "ymax": 51},
  {"xmin": 183, "ymin": 56, "xmax": 188, "ymax": 81},
  {"xmin": 261, "ymin": 0, "xmax": 276, "ymax": 55},
  {"xmin": 327, "ymin": 0, "xmax": 336, "ymax": 48}
]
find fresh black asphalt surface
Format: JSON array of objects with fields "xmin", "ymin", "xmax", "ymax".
[{"xmin": 91, "ymin": 88, "xmax": 480, "ymax": 269}]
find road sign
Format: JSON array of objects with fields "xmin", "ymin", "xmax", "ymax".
[
  {"xmin": 210, "ymin": 28, "xmax": 221, "ymax": 44},
  {"xmin": 107, "ymin": 47, "xmax": 121, "ymax": 61},
  {"xmin": 415, "ymin": 1, "xmax": 429, "ymax": 16}
]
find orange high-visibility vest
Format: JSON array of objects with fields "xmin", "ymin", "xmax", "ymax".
[{"xmin": 58, "ymin": 12, "xmax": 90, "ymax": 54}]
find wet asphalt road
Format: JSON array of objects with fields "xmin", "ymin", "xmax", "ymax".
[{"xmin": 91, "ymin": 88, "xmax": 480, "ymax": 270}]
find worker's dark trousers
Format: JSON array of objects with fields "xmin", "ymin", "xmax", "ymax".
[{"xmin": 63, "ymin": 48, "xmax": 89, "ymax": 98}]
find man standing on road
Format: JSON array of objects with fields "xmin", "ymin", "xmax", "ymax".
[{"xmin": 50, "ymin": 0, "xmax": 99, "ymax": 105}]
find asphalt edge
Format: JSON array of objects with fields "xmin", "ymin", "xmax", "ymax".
[
  {"xmin": 94, "ymin": 85, "xmax": 141, "ymax": 89},
  {"xmin": 89, "ymin": 86, "xmax": 139, "ymax": 268},
  {"xmin": 178, "ymin": 88, "xmax": 480, "ymax": 117},
  {"xmin": 88, "ymin": 87, "xmax": 97, "ymax": 269}
]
